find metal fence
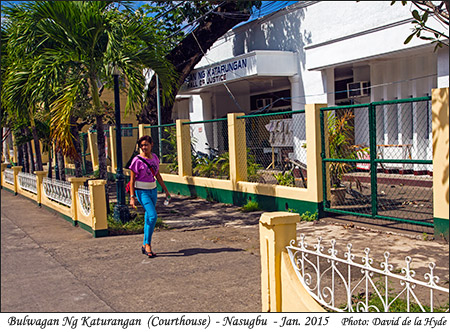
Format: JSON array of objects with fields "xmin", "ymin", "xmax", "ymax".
[
  {"xmin": 144, "ymin": 124, "xmax": 177, "ymax": 173},
  {"xmin": 186, "ymin": 118, "xmax": 229, "ymax": 179},
  {"xmin": 239, "ymin": 110, "xmax": 307, "ymax": 187},
  {"xmin": 320, "ymin": 97, "xmax": 433, "ymax": 227},
  {"xmin": 287, "ymin": 235, "xmax": 449, "ymax": 312}
]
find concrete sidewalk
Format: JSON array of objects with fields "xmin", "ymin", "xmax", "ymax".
[{"xmin": 1, "ymin": 189, "xmax": 448, "ymax": 312}]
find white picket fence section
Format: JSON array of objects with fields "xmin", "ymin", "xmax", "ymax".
[
  {"xmin": 287, "ymin": 234, "xmax": 449, "ymax": 312},
  {"xmin": 77, "ymin": 185, "xmax": 91, "ymax": 216},
  {"xmin": 42, "ymin": 177, "xmax": 72, "ymax": 207},
  {"xmin": 4, "ymin": 169, "xmax": 14, "ymax": 185},
  {"xmin": 18, "ymin": 171, "xmax": 38, "ymax": 194}
]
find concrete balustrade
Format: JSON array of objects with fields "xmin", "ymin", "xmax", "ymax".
[{"xmin": 1, "ymin": 168, "xmax": 108, "ymax": 237}]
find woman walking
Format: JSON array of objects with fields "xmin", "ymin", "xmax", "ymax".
[{"xmin": 129, "ymin": 135, "xmax": 171, "ymax": 258}]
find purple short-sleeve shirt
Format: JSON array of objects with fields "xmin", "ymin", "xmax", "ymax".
[{"xmin": 129, "ymin": 154, "xmax": 159, "ymax": 182}]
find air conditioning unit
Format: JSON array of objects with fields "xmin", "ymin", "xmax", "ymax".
[
  {"xmin": 347, "ymin": 81, "xmax": 370, "ymax": 98},
  {"xmin": 256, "ymin": 98, "xmax": 273, "ymax": 109}
]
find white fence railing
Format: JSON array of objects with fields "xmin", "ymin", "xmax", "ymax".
[
  {"xmin": 4, "ymin": 169, "xmax": 14, "ymax": 185},
  {"xmin": 77, "ymin": 185, "xmax": 91, "ymax": 216},
  {"xmin": 42, "ymin": 177, "xmax": 72, "ymax": 207},
  {"xmin": 287, "ymin": 235, "xmax": 449, "ymax": 312},
  {"xmin": 18, "ymin": 171, "xmax": 37, "ymax": 194}
]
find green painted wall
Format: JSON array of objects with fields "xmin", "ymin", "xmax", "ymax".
[{"xmin": 159, "ymin": 181, "xmax": 322, "ymax": 217}]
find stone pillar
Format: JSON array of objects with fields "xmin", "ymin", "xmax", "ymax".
[{"xmin": 227, "ymin": 113, "xmax": 247, "ymax": 184}]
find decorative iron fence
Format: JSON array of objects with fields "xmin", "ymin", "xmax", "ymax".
[
  {"xmin": 77, "ymin": 185, "xmax": 91, "ymax": 216},
  {"xmin": 239, "ymin": 110, "xmax": 307, "ymax": 187},
  {"xmin": 320, "ymin": 97, "xmax": 433, "ymax": 227},
  {"xmin": 18, "ymin": 171, "xmax": 37, "ymax": 194},
  {"xmin": 4, "ymin": 169, "xmax": 14, "ymax": 185},
  {"xmin": 287, "ymin": 235, "xmax": 449, "ymax": 312},
  {"xmin": 42, "ymin": 177, "xmax": 72, "ymax": 207}
]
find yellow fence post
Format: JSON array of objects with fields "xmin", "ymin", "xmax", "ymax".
[
  {"xmin": 88, "ymin": 179, "xmax": 108, "ymax": 237},
  {"xmin": 88, "ymin": 131, "xmax": 99, "ymax": 171},
  {"xmin": 305, "ymin": 103, "xmax": 327, "ymax": 205},
  {"xmin": 176, "ymin": 119, "xmax": 192, "ymax": 177},
  {"xmin": 138, "ymin": 124, "xmax": 151, "ymax": 138},
  {"xmin": 1, "ymin": 163, "xmax": 7, "ymax": 187},
  {"xmin": 11, "ymin": 166, "xmax": 23, "ymax": 195},
  {"xmin": 109, "ymin": 127, "xmax": 117, "ymax": 174},
  {"xmin": 432, "ymin": 87, "xmax": 449, "ymax": 241},
  {"xmin": 259, "ymin": 211, "xmax": 299, "ymax": 312},
  {"xmin": 34, "ymin": 171, "xmax": 47, "ymax": 205},
  {"xmin": 68, "ymin": 177, "xmax": 88, "ymax": 223},
  {"xmin": 228, "ymin": 113, "xmax": 247, "ymax": 185}
]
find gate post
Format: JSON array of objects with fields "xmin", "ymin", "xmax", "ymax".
[
  {"xmin": 176, "ymin": 119, "xmax": 192, "ymax": 177},
  {"xmin": 432, "ymin": 88, "xmax": 449, "ymax": 241},
  {"xmin": 260, "ymin": 212, "xmax": 299, "ymax": 312},
  {"xmin": 306, "ymin": 104, "xmax": 327, "ymax": 214},
  {"xmin": 228, "ymin": 113, "xmax": 247, "ymax": 185}
]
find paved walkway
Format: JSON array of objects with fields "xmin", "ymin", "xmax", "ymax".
[{"xmin": 1, "ymin": 189, "xmax": 448, "ymax": 312}]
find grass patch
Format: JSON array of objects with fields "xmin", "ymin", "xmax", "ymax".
[
  {"xmin": 107, "ymin": 204, "xmax": 168, "ymax": 235},
  {"xmin": 288, "ymin": 209, "xmax": 318, "ymax": 221},
  {"xmin": 241, "ymin": 200, "xmax": 261, "ymax": 212}
]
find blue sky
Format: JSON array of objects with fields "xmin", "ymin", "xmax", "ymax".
[{"xmin": 2, "ymin": 1, "xmax": 299, "ymax": 31}]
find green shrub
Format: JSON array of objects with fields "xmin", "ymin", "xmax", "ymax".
[{"xmin": 273, "ymin": 172, "xmax": 294, "ymax": 187}]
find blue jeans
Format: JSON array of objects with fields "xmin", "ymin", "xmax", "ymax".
[{"xmin": 135, "ymin": 188, "xmax": 158, "ymax": 245}]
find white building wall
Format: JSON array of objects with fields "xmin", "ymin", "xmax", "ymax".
[{"xmin": 179, "ymin": 1, "xmax": 447, "ymax": 167}]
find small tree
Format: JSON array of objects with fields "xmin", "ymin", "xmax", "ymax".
[{"xmin": 392, "ymin": 1, "xmax": 449, "ymax": 50}]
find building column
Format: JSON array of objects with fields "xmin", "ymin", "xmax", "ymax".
[
  {"xmin": 290, "ymin": 75, "xmax": 307, "ymax": 164},
  {"xmin": 437, "ymin": 47, "xmax": 449, "ymax": 89}
]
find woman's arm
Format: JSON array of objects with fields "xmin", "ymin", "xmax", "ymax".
[
  {"xmin": 129, "ymin": 170, "xmax": 137, "ymax": 209},
  {"xmin": 155, "ymin": 171, "xmax": 170, "ymax": 199}
]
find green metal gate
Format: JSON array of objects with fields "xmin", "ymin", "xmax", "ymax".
[{"xmin": 320, "ymin": 97, "xmax": 433, "ymax": 227}]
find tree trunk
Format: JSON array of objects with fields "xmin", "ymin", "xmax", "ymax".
[
  {"xmin": 27, "ymin": 140, "xmax": 35, "ymax": 173},
  {"xmin": 140, "ymin": 2, "xmax": 251, "ymax": 124},
  {"xmin": 70, "ymin": 118, "xmax": 83, "ymax": 177},
  {"xmin": 47, "ymin": 146, "xmax": 53, "ymax": 178},
  {"xmin": 57, "ymin": 149, "xmax": 66, "ymax": 181},
  {"xmin": 21, "ymin": 144, "xmax": 28, "ymax": 173},
  {"xmin": 96, "ymin": 115, "xmax": 107, "ymax": 180},
  {"xmin": 31, "ymin": 125, "xmax": 43, "ymax": 171}
]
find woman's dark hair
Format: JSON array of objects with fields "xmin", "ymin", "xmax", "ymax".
[{"xmin": 138, "ymin": 135, "xmax": 153, "ymax": 147}]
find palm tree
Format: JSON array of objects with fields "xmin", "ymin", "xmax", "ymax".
[{"xmin": 2, "ymin": 1, "xmax": 176, "ymax": 179}]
